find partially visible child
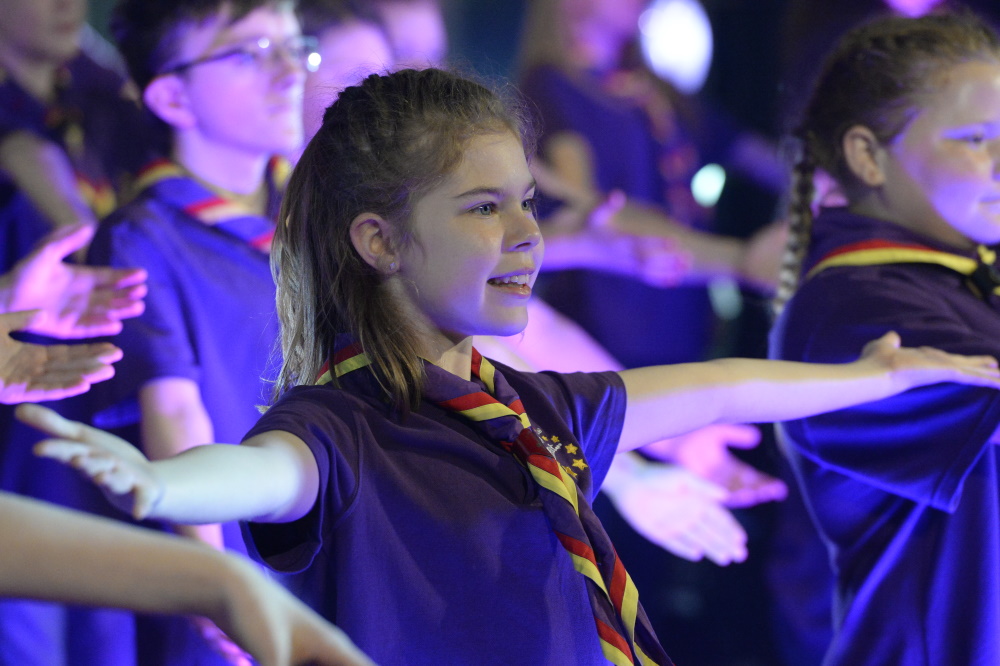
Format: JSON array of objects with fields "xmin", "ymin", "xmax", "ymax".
[
  {"xmin": 27, "ymin": 68, "xmax": 1000, "ymax": 666},
  {"xmin": 299, "ymin": 0, "xmax": 393, "ymax": 143},
  {"xmin": 87, "ymin": 0, "xmax": 308, "ymax": 661},
  {"xmin": 770, "ymin": 10, "xmax": 1000, "ymax": 665}
]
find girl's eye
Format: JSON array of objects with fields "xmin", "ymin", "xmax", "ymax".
[
  {"xmin": 969, "ymin": 133, "xmax": 987, "ymax": 145},
  {"xmin": 522, "ymin": 196, "xmax": 538, "ymax": 215},
  {"xmin": 473, "ymin": 203, "xmax": 496, "ymax": 216}
]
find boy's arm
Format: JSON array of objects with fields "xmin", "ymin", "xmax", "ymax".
[
  {"xmin": 0, "ymin": 492, "xmax": 373, "ymax": 666},
  {"xmin": 617, "ymin": 332, "xmax": 1000, "ymax": 452},
  {"xmin": 0, "ymin": 131, "xmax": 97, "ymax": 230},
  {"xmin": 15, "ymin": 403, "xmax": 319, "ymax": 525}
]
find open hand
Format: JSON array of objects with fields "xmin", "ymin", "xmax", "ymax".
[
  {"xmin": 860, "ymin": 331, "xmax": 1000, "ymax": 392},
  {"xmin": 579, "ymin": 190, "xmax": 692, "ymax": 287},
  {"xmin": 16, "ymin": 403, "xmax": 162, "ymax": 519},
  {"xmin": 640, "ymin": 424, "xmax": 788, "ymax": 508},
  {"xmin": 0, "ymin": 311, "xmax": 121, "ymax": 404},
  {"xmin": 0, "ymin": 223, "xmax": 147, "ymax": 339},
  {"xmin": 604, "ymin": 456, "xmax": 747, "ymax": 565}
]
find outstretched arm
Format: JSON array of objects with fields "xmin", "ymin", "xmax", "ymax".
[
  {"xmin": 0, "ymin": 492, "xmax": 374, "ymax": 666},
  {"xmin": 618, "ymin": 332, "xmax": 1000, "ymax": 451},
  {"xmin": 16, "ymin": 403, "xmax": 319, "ymax": 525}
]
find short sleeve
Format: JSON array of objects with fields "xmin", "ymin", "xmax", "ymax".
[
  {"xmin": 240, "ymin": 386, "xmax": 361, "ymax": 573},
  {"xmin": 90, "ymin": 212, "xmax": 200, "ymax": 400},
  {"xmin": 773, "ymin": 266, "xmax": 1000, "ymax": 512},
  {"xmin": 508, "ymin": 368, "xmax": 627, "ymax": 496}
]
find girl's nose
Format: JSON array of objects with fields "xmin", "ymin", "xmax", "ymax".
[{"xmin": 506, "ymin": 210, "xmax": 542, "ymax": 252}]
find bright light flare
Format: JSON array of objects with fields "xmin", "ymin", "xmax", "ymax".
[{"xmin": 639, "ymin": 0, "xmax": 714, "ymax": 94}]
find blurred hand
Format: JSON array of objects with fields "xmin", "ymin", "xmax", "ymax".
[
  {"xmin": 736, "ymin": 219, "xmax": 788, "ymax": 292},
  {"xmin": 216, "ymin": 558, "xmax": 377, "ymax": 666},
  {"xmin": 541, "ymin": 191, "xmax": 692, "ymax": 287},
  {"xmin": 0, "ymin": 223, "xmax": 146, "ymax": 339},
  {"xmin": 603, "ymin": 456, "xmax": 747, "ymax": 565},
  {"xmin": 640, "ymin": 424, "xmax": 788, "ymax": 508},
  {"xmin": 0, "ymin": 311, "xmax": 121, "ymax": 404},
  {"xmin": 17, "ymin": 403, "xmax": 163, "ymax": 519}
]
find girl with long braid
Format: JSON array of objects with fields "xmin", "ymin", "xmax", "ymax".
[
  {"xmin": 15, "ymin": 67, "xmax": 1000, "ymax": 666},
  {"xmin": 770, "ymin": 10, "xmax": 1000, "ymax": 665}
]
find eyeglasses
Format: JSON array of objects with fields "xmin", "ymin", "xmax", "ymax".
[{"xmin": 160, "ymin": 35, "xmax": 321, "ymax": 76}]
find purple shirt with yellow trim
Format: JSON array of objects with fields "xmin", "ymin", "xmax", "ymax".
[
  {"xmin": 770, "ymin": 207, "xmax": 1000, "ymax": 665},
  {"xmin": 242, "ymin": 365, "xmax": 626, "ymax": 666}
]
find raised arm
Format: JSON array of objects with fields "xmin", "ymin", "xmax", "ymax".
[
  {"xmin": 15, "ymin": 403, "xmax": 319, "ymax": 525},
  {"xmin": 0, "ymin": 492, "xmax": 373, "ymax": 666},
  {"xmin": 617, "ymin": 332, "xmax": 1000, "ymax": 452}
]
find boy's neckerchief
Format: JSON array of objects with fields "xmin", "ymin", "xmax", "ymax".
[
  {"xmin": 317, "ymin": 337, "xmax": 672, "ymax": 666},
  {"xmin": 130, "ymin": 157, "xmax": 290, "ymax": 252},
  {"xmin": 806, "ymin": 239, "xmax": 1000, "ymax": 301}
]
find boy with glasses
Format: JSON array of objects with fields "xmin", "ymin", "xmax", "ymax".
[{"xmin": 87, "ymin": 1, "xmax": 310, "ymax": 662}]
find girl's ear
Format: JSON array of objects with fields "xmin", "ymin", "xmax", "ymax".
[
  {"xmin": 143, "ymin": 75, "xmax": 197, "ymax": 130},
  {"xmin": 349, "ymin": 212, "xmax": 398, "ymax": 273},
  {"xmin": 842, "ymin": 125, "xmax": 887, "ymax": 187}
]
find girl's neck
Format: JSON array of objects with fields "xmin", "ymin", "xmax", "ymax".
[
  {"xmin": 421, "ymin": 336, "xmax": 474, "ymax": 381},
  {"xmin": 848, "ymin": 197, "xmax": 976, "ymax": 251}
]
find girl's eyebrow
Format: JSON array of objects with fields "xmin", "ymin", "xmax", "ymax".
[{"xmin": 453, "ymin": 180, "xmax": 537, "ymax": 200}]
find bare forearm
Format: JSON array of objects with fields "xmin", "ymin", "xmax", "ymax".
[
  {"xmin": 148, "ymin": 442, "xmax": 305, "ymax": 524},
  {"xmin": 618, "ymin": 349, "xmax": 987, "ymax": 451},
  {"xmin": 0, "ymin": 491, "xmax": 239, "ymax": 617}
]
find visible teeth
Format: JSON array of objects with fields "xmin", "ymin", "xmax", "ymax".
[{"xmin": 491, "ymin": 274, "xmax": 529, "ymax": 285}]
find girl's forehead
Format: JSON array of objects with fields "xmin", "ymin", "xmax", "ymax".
[{"xmin": 918, "ymin": 59, "xmax": 1000, "ymax": 118}]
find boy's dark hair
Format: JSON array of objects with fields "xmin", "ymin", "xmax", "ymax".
[
  {"xmin": 112, "ymin": 0, "xmax": 292, "ymax": 90},
  {"xmin": 774, "ymin": 9, "xmax": 1000, "ymax": 313},
  {"xmin": 272, "ymin": 68, "xmax": 534, "ymax": 411},
  {"xmin": 297, "ymin": 0, "xmax": 383, "ymax": 39}
]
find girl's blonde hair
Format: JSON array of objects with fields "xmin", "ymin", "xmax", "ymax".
[
  {"xmin": 774, "ymin": 10, "xmax": 1000, "ymax": 313},
  {"xmin": 272, "ymin": 68, "xmax": 533, "ymax": 410}
]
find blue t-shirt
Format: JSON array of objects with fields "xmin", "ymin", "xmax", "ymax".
[
  {"xmin": 770, "ymin": 208, "xmax": 1000, "ymax": 665},
  {"xmin": 243, "ymin": 366, "xmax": 627, "ymax": 666}
]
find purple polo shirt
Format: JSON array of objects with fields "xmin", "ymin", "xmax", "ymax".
[
  {"xmin": 242, "ymin": 366, "xmax": 626, "ymax": 665},
  {"xmin": 770, "ymin": 207, "xmax": 1000, "ymax": 665}
]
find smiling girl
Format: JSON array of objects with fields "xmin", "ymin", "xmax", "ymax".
[
  {"xmin": 19, "ymin": 67, "xmax": 1000, "ymax": 666},
  {"xmin": 770, "ymin": 10, "xmax": 1000, "ymax": 665}
]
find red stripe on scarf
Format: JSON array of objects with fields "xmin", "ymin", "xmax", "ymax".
[
  {"xmin": 185, "ymin": 197, "xmax": 229, "ymax": 215},
  {"xmin": 819, "ymin": 239, "xmax": 936, "ymax": 262},
  {"xmin": 439, "ymin": 392, "xmax": 499, "ymax": 412},
  {"xmin": 609, "ymin": 556, "xmax": 627, "ymax": 612},
  {"xmin": 333, "ymin": 343, "xmax": 364, "ymax": 365},
  {"xmin": 596, "ymin": 619, "xmax": 635, "ymax": 663},
  {"xmin": 557, "ymin": 532, "xmax": 599, "ymax": 568}
]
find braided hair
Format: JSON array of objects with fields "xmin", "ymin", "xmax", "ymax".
[{"xmin": 773, "ymin": 9, "xmax": 1000, "ymax": 313}]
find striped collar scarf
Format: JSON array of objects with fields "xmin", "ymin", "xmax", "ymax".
[{"xmin": 130, "ymin": 156, "xmax": 291, "ymax": 252}]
